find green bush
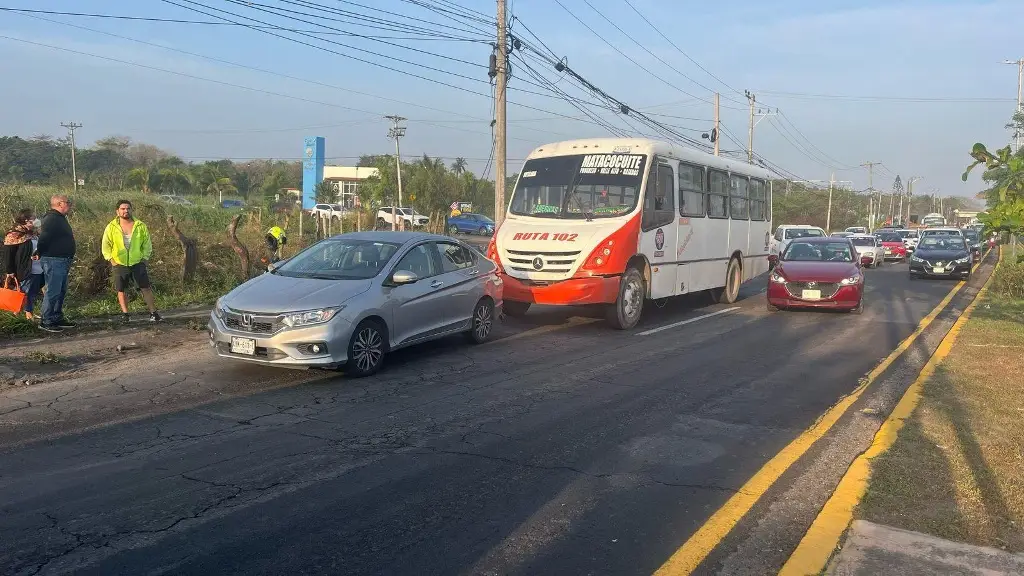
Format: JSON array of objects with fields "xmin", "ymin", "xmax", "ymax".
[{"xmin": 992, "ymin": 260, "xmax": 1024, "ymax": 299}]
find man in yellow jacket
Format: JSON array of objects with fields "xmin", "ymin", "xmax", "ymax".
[{"xmin": 101, "ymin": 200, "xmax": 162, "ymax": 324}]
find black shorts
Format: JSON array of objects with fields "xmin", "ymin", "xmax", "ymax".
[{"xmin": 113, "ymin": 262, "xmax": 152, "ymax": 292}]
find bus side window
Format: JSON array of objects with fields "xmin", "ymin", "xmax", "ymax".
[
  {"xmin": 643, "ymin": 161, "xmax": 675, "ymax": 231},
  {"xmin": 730, "ymin": 174, "xmax": 749, "ymax": 220},
  {"xmin": 708, "ymin": 170, "xmax": 729, "ymax": 218},
  {"xmin": 749, "ymin": 178, "xmax": 767, "ymax": 221},
  {"xmin": 679, "ymin": 162, "xmax": 705, "ymax": 217}
]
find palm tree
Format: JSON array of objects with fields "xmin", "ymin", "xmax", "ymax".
[
  {"xmin": 451, "ymin": 157, "xmax": 467, "ymax": 176},
  {"xmin": 207, "ymin": 176, "xmax": 238, "ymax": 205},
  {"xmin": 126, "ymin": 167, "xmax": 153, "ymax": 193}
]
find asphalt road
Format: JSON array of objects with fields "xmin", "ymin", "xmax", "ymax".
[{"xmin": 0, "ymin": 258, "xmax": 970, "ymax": 575}]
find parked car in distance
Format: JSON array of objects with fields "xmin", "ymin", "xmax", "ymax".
[
  {"xmin": 208, "ymin": 231, "xmax": 503, "ymax": 376},
  {"xmin": 159, "ymin": 195, "xmax": 194, "ymax": 206},
  {"xmin": 377, "ymin": 207, "xmax": 429, "ymax": 228},
  {"xmin": 848, "ymin": 234, "xmax": 883, "ymax": 268},
  {"xmin": 877, "ymin": 231, "xmax": 908, "ymax": 261},
  {"xmin": 310, "ymin": 203, "xmax": 346, "ymax": 220},
  {"xmin": 447, "ymin": 212, "xmax": 495, "ymax": 236},
  {"xmin": 909, "ymin": 235, "xmax": 973, "ymax": 281},
  {"xmin": 767, "ymin": 237, "xmax": 864, "ymax": 314},
  {"xmin": 221, "ymin": 199, "xmax": 245, "ymax": 210},
  {"xmin": 897, "ymin": 229, "xmax": 919, "ymax": 252},
  {"xmin": 845, "ymin": 226, "xmax": 868, "ymax": 234}
]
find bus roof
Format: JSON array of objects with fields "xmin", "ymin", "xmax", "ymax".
[{"xmin": 523, "ymin": 137, "xmax": 774, "ymax": 180}]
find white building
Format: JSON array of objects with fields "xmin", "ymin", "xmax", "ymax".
[{"xmin": 323, "ymin": 166, "xmax": 378, "ymax": 210}]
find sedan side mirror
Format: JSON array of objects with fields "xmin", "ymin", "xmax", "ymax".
[
  {"xmin": 267, "ymin": 259, "xmax": 287, "ymax": 273},
  {"xmin": 390, "ymin": 270, "xmax": 420, "ymax": 285}
]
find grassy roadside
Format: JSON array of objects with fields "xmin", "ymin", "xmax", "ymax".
[{"xmin": 859, "ymin": 288, "xmax": 1024, "ymax": 552}]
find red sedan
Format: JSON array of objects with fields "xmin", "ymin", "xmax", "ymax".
[
  {"xmin": 877, "ymin": 231, "xmax": 908, "ymax": 261},
  {"xmin": 767, "ymin": 237, "xmax": 864, "ymax": 313}
]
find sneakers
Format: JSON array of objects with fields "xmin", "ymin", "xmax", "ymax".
[
  {"xmin": 150, "ymin": 312, "xmax": 163, "ymax": 322},
  {"xmin": 39, "ymin": 324, "xmax": 63, "ymax": 333},
  {"xmin": 56, "ymin": 318, "xmax": 76, "ymax": 328},
  {"xmin": 120, "ymin": 313, "xmax": 130, "ymax": 325}
]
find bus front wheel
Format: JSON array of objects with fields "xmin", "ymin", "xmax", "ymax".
[
  {"xmin": 607, "ymin": 267, "xmax": 645, "ymax": 330},
  {"xmin": 503, "ymin": 301, "xmax": 531, "ymax": 317},
  {"xmin": 710, "ymin": 257, "xmax": 742, "ymax": 304}
]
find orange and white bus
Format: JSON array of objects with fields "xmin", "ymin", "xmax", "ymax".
[{"xmin": 485, "ymin": 137, "xmax": 774, "ymax": 329}]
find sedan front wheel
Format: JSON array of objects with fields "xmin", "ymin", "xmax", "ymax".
[{"xmin": 346, "ymin": 320, "xmax": 387, "ymax": 377}]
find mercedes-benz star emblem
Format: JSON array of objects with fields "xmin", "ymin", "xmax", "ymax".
[{"xmin": 532, "ymin": 257, "xmax": 544, "ymax": 270}]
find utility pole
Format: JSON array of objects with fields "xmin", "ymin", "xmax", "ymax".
[
  {"xmin": 742, "ymin": 90, "xmax": 776, "ymax": 165},
  {"xmin": 860, "ymin": 161, "xmax": 879, "ymax": 229},
  {"xmin": 1004, "ymin": 58, "xmax": 1024, "ymax": 152},
  {"xmin": 905, "ymin": 176, "xmax": 921, "ymax": 227},
  {"xmin": 826, "ymin": 172, "xmax": 835, "ymax": 233},
  {"xmin": 385, "ymin": 115, "xmax": 406, "ymax": 231},
  {"xmin": 713, "ymin": 92, "xmax": 720, "ymax": 157},
  {"xmin": 61, "ymin": 122, "xmax": 82, "ymax": 193},
  {"xmin": 494, "ymin": 0, "xmax": 508, "ymax": 226}
]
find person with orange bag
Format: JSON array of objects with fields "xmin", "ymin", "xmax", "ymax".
[{"xmin": 0, "ymin": 209, "xmax": 39, "ymax": 319}]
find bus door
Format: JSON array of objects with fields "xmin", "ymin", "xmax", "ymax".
[{"xmin": 640, "ymin": 158, "xmax": 679, "ymax": 299}]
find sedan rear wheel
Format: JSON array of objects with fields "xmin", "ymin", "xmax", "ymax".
[
  {"xmin": 465, "ymin": 299, "xmax": 495, "ymax": 344},
  {"xmin": 346, "ymin": 320, "xmax": 386, "ymax": 377}
]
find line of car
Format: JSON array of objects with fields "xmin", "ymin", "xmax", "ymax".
[{"xmin": 764, "ymin": 225, "xmax": 981, "ymax": 314}]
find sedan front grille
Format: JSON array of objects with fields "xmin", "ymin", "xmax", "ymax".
[
  {"xmin": 224, "ymin": 311, "xmax": 280, "ymax": 334},
  {"xmin": 784, "ymin": 282, "xmax": 840, "ymax": 299}
]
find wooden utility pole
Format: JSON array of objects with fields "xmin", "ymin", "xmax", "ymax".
[
  {"xmin": 860, "ymin": 161, "xmax": 880, "ymax": 229},
  {"xmin": 713, "ymin": 92, "xmax": 720, "ymax": 157},
  {"xmin": 826, "ymin": 172, "xmax": 835, "ymax": 233},
  {"xmin": 61, "ymin": 122, "xmax": 82, "ymax": 192},
  {"xmin": 494, "ymin": 0, "xmax": 508, "ymax": 226}
]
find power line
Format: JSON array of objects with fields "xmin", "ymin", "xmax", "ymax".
[
  {"xmin": 0, "ymin": 7, "xmax": 486, "ymax": 41},
  {"xmin": 775, "ymin": 110, "xmax": 858, "ymax": 169},
  {"xmin": 619, "ymin": 0, "xmax": 744, "ymax": 101},
  {"xmin": 580, "ymin": 0, "xmax": 746, "ymax": 107}
]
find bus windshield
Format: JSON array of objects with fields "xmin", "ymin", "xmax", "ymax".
[{"xmin": 509, "ymin": 153, "xmax": 647, "ymax": 219}]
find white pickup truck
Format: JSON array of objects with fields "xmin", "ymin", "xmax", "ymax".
[{"xmin": 376, "ymin": 207, "xmax": 429, "ymax": 228}]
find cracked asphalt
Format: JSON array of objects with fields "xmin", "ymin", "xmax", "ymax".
[{"xmin": 0, "ymin": 260, "xmax": 970, "ymax": 575}]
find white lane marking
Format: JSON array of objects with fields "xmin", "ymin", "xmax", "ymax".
[{"xmin": 636, "ymin": 307, "xmax": 741, "ymax": 336}]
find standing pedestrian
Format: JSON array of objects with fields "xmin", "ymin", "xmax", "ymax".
[
  {"xmin": 101, "ymin": 200, "xmax": 162, "ymax": 324},
  {"xmin": 1, "ymin": 210, "xmax": 42, "ymax": 320},
  {"xmin": 36, "ymin": 195, "xmax": 76, "ymax": 333}
]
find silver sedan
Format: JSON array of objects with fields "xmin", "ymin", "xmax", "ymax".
[{"xmin": 208, "ymin": 231, "xmax": 503, "ymax": 376}]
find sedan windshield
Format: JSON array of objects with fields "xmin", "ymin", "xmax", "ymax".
[
  {"xmin": 919, "ymin": 237, "xmax": 967, "ymax": 251},
  {"xmin": 274, "ymin": 239, "xmax": 402, "ymax": 280},
  {"xmin": 510, "ymin": 153, "xmax": 646, "ymax": 219},
  {"xmin": 850, "ymin": 237, "xmax": 876, "ymax": 247},
  {"xmin": 878, "ymin": 233, "xmax": 903, "ymax": 243},
  {"xmin": 783, "ymin": 241, "xmax": 854, "ymax": 262},
  {"xmin": 964, "ymin": 230, "xmax": 979, "ymax": 242}
]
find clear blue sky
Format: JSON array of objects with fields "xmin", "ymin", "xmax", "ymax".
[{"xmin": 1, "ymin": 0, "xmax": 1021, "ymax": 199}]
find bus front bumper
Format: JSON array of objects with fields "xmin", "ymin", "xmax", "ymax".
[{"xmin": 500, "ymin": 273, "xmax": 621, "ymax": 305}]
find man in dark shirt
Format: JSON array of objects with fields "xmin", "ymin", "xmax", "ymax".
[{"xmin": 36, "ymin": 194, "xmax": 76, "ymax": 332}]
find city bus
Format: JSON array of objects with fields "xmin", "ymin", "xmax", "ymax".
[{"xmin": 485, "ymin": 138, "xmax": 774, "ymax": 330}]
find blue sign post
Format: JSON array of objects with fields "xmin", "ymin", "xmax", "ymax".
[{"xmin": 301, "ymin": 136, "xmax": 325, "ymax": 211}]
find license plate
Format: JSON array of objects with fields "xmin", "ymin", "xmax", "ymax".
[
  {"xmin": 885, "ymin": 249, "xmax": 892, "ymax": 254},
  {"xmin": 230, "ymin": 336, "xmax": 256, "ymax": 355},
  {"xmin": 801, "ymin": 289, "xmax": 821, "ymax": 300},
  {"xmin": 932, "ymin": 266, "xmax": 945, "ymax": 274}
]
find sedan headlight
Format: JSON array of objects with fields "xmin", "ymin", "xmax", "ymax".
[
  {"xmin": 840, "ymin": 274, "xmax": 862, "ymax": 286},
  {"xmin": 281, "ymin": 306, "xmax": 344, "ymax": 328},
  {"xmin": 910, "ymin": 254, "xmax": 924, "ymax": 262},
  {"xmin": 770, "ymin": 271, "xmax": 787, "ymax": 283},
  {"xmin": 955, "ymin": 256, "xmax": 971, "ymax": 264},
  {"xmin": 214, "ymin": 297, "xmax": 227, "ymax": 318},
  {"xmin": 863, "ymin": 251, "xmax": 874, "ymax": 257}
]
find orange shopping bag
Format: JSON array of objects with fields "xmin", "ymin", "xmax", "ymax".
[{"xmin": 0, "ymin": 276, "xmax": 27, "ymax": 314}]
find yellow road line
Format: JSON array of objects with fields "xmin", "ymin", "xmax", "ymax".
[
  {"xmin": 652, "ymin": 250, "xmax": 991, "ymax": 575},
  {"xmin": 778, "ymin": 248, "xmax": 1002, "ymax": 575}
]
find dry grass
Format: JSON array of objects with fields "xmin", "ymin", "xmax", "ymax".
[
  {"xmin": 0, "ymin": 184, "xmax": 336, "ymax": 335},
  {"xmin": 860, "ymin": 294, "xmax": 1024, "ymax": 552}
]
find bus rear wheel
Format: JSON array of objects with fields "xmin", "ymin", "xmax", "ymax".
[
  {"xmin": 607, "ymin": 267, "xmax": 645, "ymax": 330},
  {"xmin": 710, "ymin": 257, "xmax": 742, "ymax": 304}
]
